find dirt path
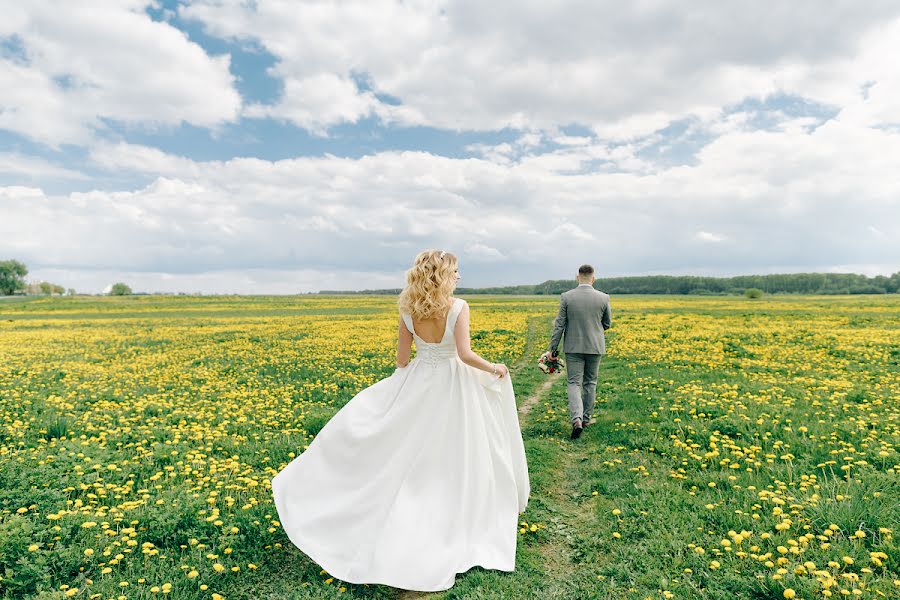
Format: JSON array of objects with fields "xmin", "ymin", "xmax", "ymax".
[
  {"xmin": 520, "ymin": 372, "xmax": 602, "ymax": 595},
  {"xmin": 516, "ymin": 316, "xmax": 563, "ymax": 419},
  {"xmin": 518, "ymin": 371, "xmax": 562, "ymax": 419}
]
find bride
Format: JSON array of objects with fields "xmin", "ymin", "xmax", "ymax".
[{"xmin": 271, "ymin": 249, "xmax": 530, "ymax": 592}]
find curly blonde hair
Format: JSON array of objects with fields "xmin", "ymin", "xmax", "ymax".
[{"xmin": 398, "ymin": 249, "xmax": 458, "ymax": 320}]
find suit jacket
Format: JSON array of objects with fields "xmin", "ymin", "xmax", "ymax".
[{"xmin": 548, "ymin": 283, "xmax": 611, "ymax": 355}]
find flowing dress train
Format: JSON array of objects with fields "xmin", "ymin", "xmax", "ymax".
[{"xmin": 271, "ymin": 298, "xmax": 530, "ymax": 592}]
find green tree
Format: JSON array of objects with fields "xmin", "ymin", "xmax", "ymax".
[
  {"xmin": 0, "ymin": 259, "xmax": 28, "ymax": 295},
  {"xmin": 888, "ymin": 272, "xmax": 900, "ymax": 294},
  {"xmin": 109, "ymin": 282, "xmax": 132, "ymax": 296},
  {"xmin": 744, "ymin": 287, "xmax": 764, "ymax": 299}
]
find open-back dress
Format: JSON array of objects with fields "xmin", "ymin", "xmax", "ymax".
[{"xmin": 271, "ymin": 298, "xmax": 530, "ymax": 592}]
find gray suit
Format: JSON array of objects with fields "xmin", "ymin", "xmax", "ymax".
[{"xmin": 548, "ymin": 283, "xmax": 611, "ymax": 425}]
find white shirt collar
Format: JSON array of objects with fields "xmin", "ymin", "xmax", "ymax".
[{"xmin": 578, "ymin": 283, "xmax": 593, "ymax": 286}]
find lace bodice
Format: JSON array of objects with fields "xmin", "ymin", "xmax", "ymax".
[{"xmin": 401, "ymin": 298, "xmax": 465, "ymax": 366}]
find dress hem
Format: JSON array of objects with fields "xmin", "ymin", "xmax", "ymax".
[{"xmin": 274, "ymin": 486, "xmax": 515, "ymax": 592}]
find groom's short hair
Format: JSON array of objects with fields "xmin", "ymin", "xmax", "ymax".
[{"xmin": 578, "ymin": 264, "xmax": 594, "ymax": 277}]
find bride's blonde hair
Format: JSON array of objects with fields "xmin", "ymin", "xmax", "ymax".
[{"xmin": 398, "ymin": 249, "xmax": 458, "ymax": 320}]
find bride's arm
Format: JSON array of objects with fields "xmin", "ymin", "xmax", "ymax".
[
  {"xmin": 454, "ymin": 302, "xmax": 508, "ymax": 377},
  {"xmin": 396, "ymin": 316, "xmax": 413, "ymax": 368}
]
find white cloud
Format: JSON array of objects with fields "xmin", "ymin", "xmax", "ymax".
[
  {"xmin": 553, "ymin": 135, "xmax": 593, "ymax": 147},
  {"xmin": 0, "ymin": 152, "xmax": 87, "ymax": 180},
  {"xmin": 548, "ymin": 223, "xmax": 595, "ymax": 242},
  {"xmin": 32, "ymin": 266, "xmax": 406, "ymax": 295},
  {"xmin": 0, "ymin": 1, "xmax": 241, "ymax": 147},
  {"xmin": 695, "ymin": 231, "xmax": 726, "ymax": 243},
  {"xmin": 464, "ymin": 142, "xmax": 515, "ymax": 165},
  {"xmin": 867, "ymin": 226, "xmax": 886, "ymax": 239},
  {"xmin": 3, "ymin": 2, "xmax": 900, "ymax": 292},
  {"xmin": 516, "ymin": 132, "xmax": 544, "ymax": 148},
  {"xmin": 2, "ymin": 108, "xmax": 897, "ymax": 293},
  {"xmin": 180, "ymin": 1, "xmax": 900, "ymax": 137},
  {"xmin": 89, "ymin": 142, "xmax": 203, "ymax": 177},
  {"xmin": 243, "ymin": 72, "xmax": 379, "ymax": 135},
  {"xmin": 464, "ymin": 243, "xmax": 506, "ymax": 262},
  {"xmin": 592, "ymin": 113, "xmax": 676, "ymax": 142}
]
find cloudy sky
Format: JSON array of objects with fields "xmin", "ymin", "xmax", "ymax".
[{"xmin": 2, "ymin": 1, "xmax": 899, "ymax": 294}]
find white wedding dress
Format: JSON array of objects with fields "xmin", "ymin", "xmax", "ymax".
[{"xmin": 271, "ymin": 298, "xmax": 530, "ymax": 592}]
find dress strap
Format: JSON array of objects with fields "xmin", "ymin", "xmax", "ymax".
[
  {"xmin": 445, "ymin": 298, "xmax": 466, "ymax": 335},
  {"xmin": 401, "ymin": 311, "xmax": 415, "ymax": 335}
]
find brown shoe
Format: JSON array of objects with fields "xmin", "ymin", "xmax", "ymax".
[{"xmin": 570, "ymin": 418, "xmax": 583, "ymax": 439}]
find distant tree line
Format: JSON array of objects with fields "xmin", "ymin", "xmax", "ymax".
[
  {"xmin": 25, "ymin": 281, "xmax": 66, "ymax": 296},
  {"xmin": 0, "ymin": 259, "xmax": 74, "ymax": 296},
  {"xmin": 4, "ymin": 257, "xmax": 897, "ymax": 297},
  {"xmin": 0, "ymin": 259, "xmax": 132, "ymax": 296},
  {"xmin": 544, "ymin": 272, "xmax": 900, "ymax": 295},
  {"xmin": 321, "ymin": 272, "xmax": 900, "ymax": 296}
]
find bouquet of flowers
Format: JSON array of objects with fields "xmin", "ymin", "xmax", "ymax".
[{"xmin": 538, "ymin": 351, "xmax": 564, "ymax": 374}]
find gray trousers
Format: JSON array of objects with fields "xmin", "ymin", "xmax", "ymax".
[{"xmin": 565, "ymin": 352, "xmax": 602, "ymax": 424}]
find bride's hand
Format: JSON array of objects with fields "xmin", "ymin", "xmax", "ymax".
[{"xmin": 493, "ymin": 363, "xmax": 509, "ymax": 378}]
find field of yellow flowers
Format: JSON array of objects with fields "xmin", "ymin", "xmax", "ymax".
[
  {"xmin": 0, "ymin": 294, "xmax": 535, "ymax": 599},
  {"xmin": 0, "ymin": 294, "xmax": 897, "ymax": 599},
  {"xmin": 511, "ymin": 295, "xmax": 899, "ymax": 599}
]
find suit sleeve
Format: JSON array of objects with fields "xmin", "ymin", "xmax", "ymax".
[
  {"xmin": 602, "ymin": 298, "xmax": 611, "ymax": 331},
  {"xmin": 548, "ymin": 294, "xmax": 567, "ymax": 353}
]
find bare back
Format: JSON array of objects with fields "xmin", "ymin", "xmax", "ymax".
[{"xmin": 410, "ymin": 301, "xmax": 454, "ymax": 344}]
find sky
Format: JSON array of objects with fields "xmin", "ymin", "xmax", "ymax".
[{"xmin": 1, "ymin": 1, "xmax": 899, "ymax": 294}]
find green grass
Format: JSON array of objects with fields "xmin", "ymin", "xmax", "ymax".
[
  {"xmin": 406, "ymin": 296, "xmax": 899, "ymax": 599},
  {"xmin": 1, "ymin": 295, "xmax": 897, "ymax": 599}
]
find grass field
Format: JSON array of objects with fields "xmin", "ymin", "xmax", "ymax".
[{"xmin": 1, "ymin": 294, "xmax": 897, "ymax": 599}]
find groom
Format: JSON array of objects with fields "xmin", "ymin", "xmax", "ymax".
[{"xmin": 548, "ymin": 264, "xmax": 612, "ymax": 440}]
